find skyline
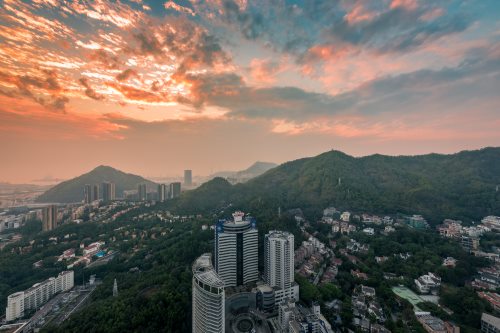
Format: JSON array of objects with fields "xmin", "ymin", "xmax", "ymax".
[{"xmin": 1, "ymin": 0, "xmax": 500, "ymax": 183}]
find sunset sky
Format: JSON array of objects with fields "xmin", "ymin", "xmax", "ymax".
[{"xmin": 1, "ymin": 0, "xmax": 499, "ymax": 183}]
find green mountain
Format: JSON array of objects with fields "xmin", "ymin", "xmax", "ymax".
[
  {"xmin": 36, "ymin": 166, "xmax": 157, "ymax": 203},
  {"xmin": 210, "ymin": 161, "xmax": 277, "ymax": 182},
  {"xmin": 176, "ymin": 148, "xmax": 500, "ymax": 223}
]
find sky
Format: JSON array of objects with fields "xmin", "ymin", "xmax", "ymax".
[{"xmin": 0, "ymin": 0, "xmax": 499, "ymax": 183}]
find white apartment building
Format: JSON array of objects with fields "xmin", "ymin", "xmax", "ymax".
[
  {"xmin": 414, "ymin": 272, "xmax": 441, "ymax": 294},
  {"xmin": 5, "ymin": 270, "xmax": 74, "ymax": 321},
  {"xmin": 265, "ymin": 230, "xmax": 300, "ymax": 304},
  {"xmin": 265, "ymin": 231, "xmax": 294, "ymax": 289}
]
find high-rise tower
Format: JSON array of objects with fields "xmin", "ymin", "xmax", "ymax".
[
  {"xmin": 265, "ymin": 230, "xmax": 294, "ymax": 289},
  {"xmin": 158, "ymin": 184, "xmax": 167, "ymax": 202},
  {"xmin": 42, "ymin": 205, "xmax": 58, "ymax": 231},
  {"xmin": 264, "ymin": 230, "xmax": 299, "ymax": 304},
  {"xmin": 92, "ymin": 184, "xmax": 99, "ymax": 201},
  {"xmin": 214, "ymin": 211, "xmax": 258, "ymax": 287},
  {"xmin": 84, "ymin": 184, "xmax": 93, "ymax": 204},
  {"xmin": 102, "ymin": 182, "xmax": 115, "ymax": 202},
  {"xmin": 169, "ymin": 182, "xmax": 181, "ymax": 199},
  {"xmin": 192, "ymin": 253, "xmax": 225, "ymax": 333},
  {"xmin": 184, "ymin": 170, "xmax": 192, "ymax": 187},
  {"xmin": 138, "ymin": 183, "xmax": 147, "ymax": 201}
]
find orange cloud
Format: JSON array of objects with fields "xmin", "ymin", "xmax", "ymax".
[
  {"xmin": 249, "ymin": 58, "xmax": 284, "ymax": 84},
  {"xmin": 0, "ymin": 94, "xmax": 126, "ymax": 140},
  {"xmin": 344, "ymin": 2, "xmax": 377, "ymax": 24},
  {"xmin": 106, "ymin": 82, "xmax": 165, "ymax": 103},
  {"xmin": 79, "ymin": 77, "xmax": 105, "ymax": 100},
  {"xmin": 390, "ymin": 0, "xmax": 418, "ymax": 11},
  {"xmin": 164, "ymin": 1, "xmax": 196, "ymax": 16}
]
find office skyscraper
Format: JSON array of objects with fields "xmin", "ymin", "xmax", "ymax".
[
  {"xmin": 158, "ymin": 184, "xmax": 167, "ymax": 202},
  {"xmin": 215, "ymin": 211, "xmax": 258, "ymax": 287},
  {"xmin": 192, "ymin": 253, "xmax": 225, "ymax": 333},
  {"xmin": 169, "ymin": 182, "xmax": 181, "ymax": 199},
  {"xmin": 42, "ymin": 205, "xmax": 58, "ymax": 231},
  {"xmin": 265, "ymin": 231, "xmax": 294, "ymax": 289},
  {"xmin": 93, "ymin": 184, "xmax": 99, "ymax": 201},
  {"xmin": 138, "ymin": 183, "xmax": 147, "ymax": 201},
  {"xmin": 184, "ymin": 169, "xmax": 192, "ymax": 187},
  {"xmin": 84, "ymin": 184, "xmax": 93, "ymax": 204},
  {"xmin": 102, "ymin": 182, "xmax": 115, "ymax": 202}
]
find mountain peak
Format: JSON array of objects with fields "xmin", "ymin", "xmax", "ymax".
[
  {"xmin": 36, "ymin": 166, "xmax": 156, "ymax": 203},
  {"xmin": 92, "ymin": 165, "xmax": 117, "ymax": 172}
]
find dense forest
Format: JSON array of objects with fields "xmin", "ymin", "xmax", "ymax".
[{"xmin": 175, "ymin": 147, "xmax": 500, "ymax": 223}]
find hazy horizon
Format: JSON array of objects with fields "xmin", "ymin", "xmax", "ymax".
[{"xmin": 2, "ymin": 145, "xmax": 498, "ymax": 184}]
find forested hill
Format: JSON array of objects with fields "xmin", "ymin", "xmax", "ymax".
[
  {"xmin": 176, "ymin": 148, "xmax": 500, "ymax": 223},
  {"xmin": 36, "ymin": 166, "xmax": 156, "ymax": 203}
]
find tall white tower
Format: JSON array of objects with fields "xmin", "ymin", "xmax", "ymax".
[
  {"xmin": 214, "ymin": 211, "xmax": 258, "ymax": 287},
  {"xmin": 264, "ymin": 230, "xmax": 299, "ymax": 304},
  {"xmin": 192, "ymin": 254, "xmax": 225, "ymax": 333},
  {"xmin": 264, "ymin": 230, "xmax": 294, "ymax": 289}
]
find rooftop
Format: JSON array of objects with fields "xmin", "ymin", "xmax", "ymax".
[
  {"xmin": 192, "ymin": 253, "xmax": 224, "ymax": 288},
  {"xmin": 482, "ymin": 313, "xmax": 500, "ymax": 328},
  {"xmin": 266, "ymin": 230, "xmax": 293, "ymax": 240}
]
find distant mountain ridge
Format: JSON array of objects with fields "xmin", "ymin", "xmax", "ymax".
[
  {"xmin": 176, "ymin": 148, "xmax": 500, "ymax": 223},
  {"xmin": 210, "ymin": 161, "xmax": 277, "ymax": 182},
  {"xmin": 36, "ymin": 166, "xmax": 157, "ymax": 203}
]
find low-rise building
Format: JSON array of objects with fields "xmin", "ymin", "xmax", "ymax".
[
  {"xmin": 340, "ymin": 212, "xmax": 351, "ymax": 222},
  {"xmin": 406, "ymin": 215, "xmax": 429, "ymax": 229},
  {"xmin": 478, "ymin": 267, "xmax": 500, "ymax": 288},
  {"xmin": 360, "ymin": 285, "xmax": 376, "ymax": 298},
  {"xmin": 482, "ymin": 313, "xmax": 500, "ymax": 333},
  {"xmin": 417, "ymin": 315, "xmax": 460, "ymax": 333},
  {"xmin": 478, "ymin": 292, "xmax": 500, "ymax": 312},
  {"xmin": 375, "ymin": 256, "xmax": 389, "ymax": 264},
  {"xmin": 437, "ymin": 220, "xmax": 463, "ymax": 239},
  {"xmin": 461, "ymin": 235, "xmax": 480, "ymax": 253},
  {"xmin": 416, "ymin": 314, "xmax": 446, "ymax": 333},
  {"xmin": 83, "ymin": 241, "xmax": 104, "ymax": 256},
  {"xmin": 363, "ymin": 228, "xmax": 375, "ymax": 235},
  {"xmin": 286, "ymin": 303, "xmax": 333, "ymax": 333},
  {"xmin": 443, "ymin": 257, "xmax": 457, "ymax": 267},
  {"xmin": 352, "ymin": 270, "xmax": 368, "ymax": 280},
  {"xmin": 383, "ymin": 226, "xmax": 395, "ymax": 234},
  {"xmin": 415, "ymin": 272, "xmax": 441, "ymax": 294},
  {"xmin": 482, "ymin": 216, "xmax": 500, "ymax": 231}
]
